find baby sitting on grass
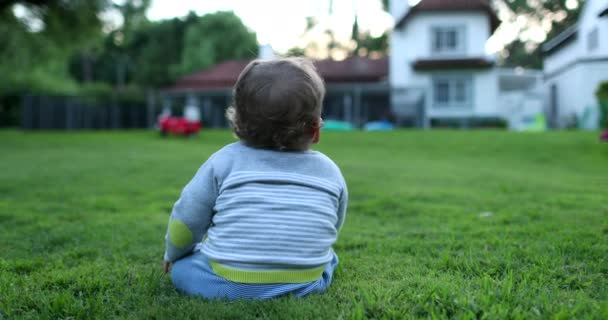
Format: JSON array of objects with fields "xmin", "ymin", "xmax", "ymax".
[{"xmin": 162, "ymin": 58, "xmax": 348, "ymax": 300}]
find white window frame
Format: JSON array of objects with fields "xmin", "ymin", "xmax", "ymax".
[
  {"xmin": 432, "ymin": 75, "xmax": 473, "ymax": 109},
  {"xmin": 431, "ymin": 26, "xmax": 466, "ymax": 55}
]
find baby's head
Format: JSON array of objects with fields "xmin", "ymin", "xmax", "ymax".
[{"xmin": 226, "ymin": 58, "xmax": 325, "ymax": 151}]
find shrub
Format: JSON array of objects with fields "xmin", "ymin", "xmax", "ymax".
[{"xmin": 596, "ymin": 81, "xmax": 608, "ymax": 129}]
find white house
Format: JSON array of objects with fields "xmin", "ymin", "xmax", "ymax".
[
  {"xmin": 542, "ymin": 0, "xmax": 608, "ymax": 129},
  {"xmin": 389, "ymin": 0, "xmax": 543, "ymax": 128}
]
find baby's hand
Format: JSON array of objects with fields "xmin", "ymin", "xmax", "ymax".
[{"xmin": 163, "ymin": 261, "xmax": 171, "ymax": 274}]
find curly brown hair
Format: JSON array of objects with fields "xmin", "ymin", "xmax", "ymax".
[{"xmin": 226, "ymin": 58, "xmax": 325, "ymax": 151}]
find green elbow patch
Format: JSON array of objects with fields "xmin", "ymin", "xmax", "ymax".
[{"xmin": 168, "ymin": 220, "xmax": 193, "ymax": 248}]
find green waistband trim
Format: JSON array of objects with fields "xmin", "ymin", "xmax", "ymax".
[{"xmin": 209, "ymin": 261, "xmax": 325, "ymax": 284}]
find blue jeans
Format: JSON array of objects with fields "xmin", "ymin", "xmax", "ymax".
[{"xmin": 171, "ymin": 251, "xmax": 339, "ymax": 300}]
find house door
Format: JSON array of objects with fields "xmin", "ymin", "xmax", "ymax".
[{"xmin": 549, "ymin": 84, "xmax": 558, "ymax": 128}]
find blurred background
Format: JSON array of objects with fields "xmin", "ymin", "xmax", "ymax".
[{"xmin": 1, "ymin": 0, "xmax": 606, "ymax": 132}]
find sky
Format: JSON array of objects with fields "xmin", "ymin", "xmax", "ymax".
[
  {"xmin": 145, "ymin": 0, "xmax": 408, "ymax": 54},
  {"xmin": 94, "ymin": 0, "xmax": 581, "ymax": 58},
  {"xmin": 12, "ymin": 0, "xmax": 581, "ymax": 56},
  {"xmin": 144, "ymin": 0, "xmax": 583, "ymax": 57}
]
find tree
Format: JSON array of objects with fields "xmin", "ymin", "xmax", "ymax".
[
  {"xmin": 68, "ymin": 0, "xmax": 153, "ymax": 87},
  {"xmin": 349, "ymin": 1, "xmax": 389, "ymax": 58},
  {"xmin": 0, "ymin": 0, "xmax": 110, "ymax": 126},
  {"xmin": 350, "ymin": 14, "xmax": 389, "ymax": 58},
  {"xmin": 292, "ymin": 0, "xmax": 389, "ymax": 59},
  {"xmin": 285, "ymin": 47, "xmax": 306, "ymax": 57},
  {"xmin": 68, "ymin": 11, "xmax": 258, "ymax": 88},
  {"xmin": 497, "ymin": 0, "xmax": 584, "ymax": 68},
  {"xmin": 0, "ymin": 0, "xmax": 109, "ymax": 93},
  {"xmin": 68, "ymin": 11, "xmax": 199, "ymax": 88},
  {"xmin": 500, "ymin": 39, "xmax": 543, "ymax": 69},
  {"xmin": 0, "ymin": 0, "xmax": 49, "ymax": 11},
  {"xmin": 177, "ymin": 11, "xmax": 258, "ymax": 75}
]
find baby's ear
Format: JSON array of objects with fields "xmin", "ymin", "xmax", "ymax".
[
  {"xmin": 311, "ymin": 126, "xmax": 320, "ymax": 144},
  {"xmin": 311, "ymin": 117, "xmax": 322, "ymax": 144}
]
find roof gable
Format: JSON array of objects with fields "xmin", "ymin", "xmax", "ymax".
[
  {"xmin": 542, "ymin": 0, "xmax": 608, "ymax": 56},
  {"xmin": 541, "ymin": 25, "xmax": 578, "ymax": 55},
  {"xmin": 395, "ymin": 0, "xmax": 500, "ymax": 33}
]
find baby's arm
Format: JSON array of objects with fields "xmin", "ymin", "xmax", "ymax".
[
  {"xmin": 335, "ymin": 181, "xmax": 348, "ymax": 231},
  {"xmin": 163, "ymin": 160, "xmax": 218, "ymax": 267}
]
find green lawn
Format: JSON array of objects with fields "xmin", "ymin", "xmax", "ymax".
[{"xmin": 0, "ymin": 130, "xmax": 607, "ymax": 319}]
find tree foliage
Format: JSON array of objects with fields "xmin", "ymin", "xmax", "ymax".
[
  {"xmin": 500, "ymin": 39, "xmax": 544, "ymax": 69},
  {"xmin": 350, "ymin": 2, "xmax": 389, "ymax": 58},
  {"xmin": 70, "ymin": 13, "xmax": 199, "ymax": 88},
  {"xmin": 0, "ymin": 2, "xmax": 259, "ymax": 126},
  {"xmin": 177, "ymin": 11, "xmax": 258, "ymax": 75},
  {"xmin": 501, "ymin": 0, "xmax": 582, "ymax": 35},
  {"xmin": 68, "ymin": 10, "xmax": 257, "ymax": 88},
  {"xmin": 0, "ymin": 0, "xmax": 111, "ymax": 126},
  {"xmin": 2, "ymin": 2, "xmax": 258, "ymax": 91},
  {"xmin": 498, "ymin": 0, "xmax": 584, "ymax": 68},
  {"xmin": 351, "ymin": 15, "xmax": 389, "ymax": 58},
  {"xmin": 0, "ymin": 1, "xmax": 109, "ymax": 93}
]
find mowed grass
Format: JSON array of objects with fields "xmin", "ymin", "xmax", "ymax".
[{"xmin": 0, "ymin": 130, "xmax": 607, "ymax": 319}]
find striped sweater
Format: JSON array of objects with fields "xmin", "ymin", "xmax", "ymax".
[{"xmin": 164, "ymin": 141, "xmax": 348, "ymax": 283}]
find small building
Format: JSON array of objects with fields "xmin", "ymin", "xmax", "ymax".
[
  {"xmin": 542, "ymin": 0, "xmax": 608, "ymax": 129},
  {"xmin": 389, "ymin": 0, "xmax": 543, "ymax": 128},
  {"xmin": 161, "ymin": 56, "xmax": 392, "ymax": 128}
]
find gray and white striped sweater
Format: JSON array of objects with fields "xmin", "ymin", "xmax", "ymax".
[{"xmin": 164, "ymin": 141, "xmax": 347, "ymax": 282}]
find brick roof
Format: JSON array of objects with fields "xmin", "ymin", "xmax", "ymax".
[
  {"xmin": 172, "ymin": 60, "xmax": 251, "ymax": 90},
  {"xmin": 395, "ymin": 0, "xmax": 500, "ymax": 33},
  {"xmin": 314, "ymin": 56, "xmax": 388, "ymax": 83},
  {"xmin": 169, "ymin": 56, "xmax": 388, "ymax": 91}
]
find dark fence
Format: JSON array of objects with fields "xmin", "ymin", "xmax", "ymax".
[
  {"xmin": 21, "ymin": 95, "xmax": 155, "ymax": 130},
  {"xmin": 20, "ymin": 86, "xmax": 427, "ymax": 130}
]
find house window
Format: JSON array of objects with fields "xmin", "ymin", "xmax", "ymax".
[
  {"xmin": 432, "ymin": 26, "xmax": 465, "ymax": 54},
  {"xmin": 432, "ymin": 76, "xmax": 472, "ymax": 108},
  {"xmin": 588, "ymin": 28, "xmax": 598, "ymax": 51}
]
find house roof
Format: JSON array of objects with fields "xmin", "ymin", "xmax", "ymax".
[
  {"xmin": 541, "ymin": 25, "xmax": 578, "ymax": 56},
  {"xmin": 394, "ymin": 0, "xmax": 501, "ymax": 33},
  {"xmin": 168, "ymin": 56, "xmax": 389, "ymax": 92},
  {"xmin": 543, "ymin": 1, "xmax": 608, "ymax": 56},
  {"xmin": 313, "ymin": 56, "xmax": 388, "ymax": 83},
  {"xmin": 171, "ymin": 60, "xmax": 250, "ymax": 90},
  {"xmin": 412, "ymin": 58, "xmax": 494, "ymax": 71}
]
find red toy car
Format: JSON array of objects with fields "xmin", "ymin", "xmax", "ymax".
[{"xmin": 159, "ymin": 116, "xmax": 201, "ymax": 137}]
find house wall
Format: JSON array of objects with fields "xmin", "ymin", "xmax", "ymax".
[
  {"xmin": 390, "ymin": 11, "xmax": 493, "ymax": 87},
  {"xmin": 543, "ymin": 0, "xmax": 608, "ymax": 129},
  {"xmin": 578, "ymin": 0, "xmax": 608, "ymax": 57},
  {"xmin": 419, "ymin": 69, "xmax": 499, "ymax": 119},
  {"xmin": 474, "ymin": 70, "xmax": 501, "ymax": 116},
  {"xmin": 389, "ymin": 1, "xmax": 409, "ymax": 22},
  {"xmin": 580, "ymin": 60, "xmax": 608, "ymax": 108},
  {"xmin": 544, "ymin": 40, "xmax": 581, "ymax": 75},
  {"xmin": 544, "ymin": 64, "xmax": 583, "ymax": 127},
  {"xmin": 545, "ymin": 0, "xmax": 608, "ymax": 74},
  {"xmin": 543, "ymin": 60, "xmax": 608, "ymax": 128},
  {"xmin": 389, "ymin": 30, "xmax": 412, "ymax": 87},
  {"xmin": 390, "ymin": 11, "xmax": 499, "ymax": 122}
]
